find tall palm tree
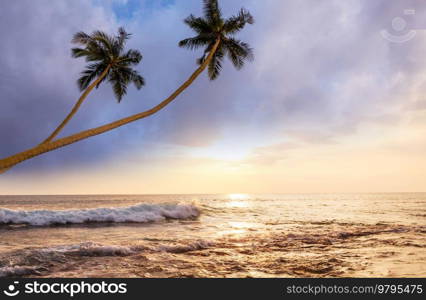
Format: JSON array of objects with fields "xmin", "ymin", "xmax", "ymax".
[
  {"xmin": 0, "ymin": 0, "xmax": 253, "ymax": 173},
  {"xmin": 41, "ymin": 27, "xmax": 145, "ymax": 144}
]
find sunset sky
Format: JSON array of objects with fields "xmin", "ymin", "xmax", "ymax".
[{"xmin": 1, "ymin": 0, "xmax": 426, "ymax": 194}]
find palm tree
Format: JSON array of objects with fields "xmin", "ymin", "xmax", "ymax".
[
  {"xmin": 0, "ymin": 0, "xmax": 253, "ymax": 173},
  {"xmin": 41, "ymin": 27, "xmax": 145, "ymax": 144},
  {"xmin": 179, "ymin": 0, "xmax": 254, "ymax": 80}
]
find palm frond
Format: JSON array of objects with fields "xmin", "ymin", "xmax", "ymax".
[
  {"xmin": 71, "ymin": 32, "xmax": 92, "ymax": 45},
  {"xmin": 178, "ymin": 35, "xmax": 213, "ymax": 50},
  {"xmin": 118, "ymin": 49, "xmax": 143, "ymax": 65},
  {"xmin": 71, "ymin": 48, "xmax": 90, "ymax": 58},
  {"xmin": 116, "ymin": 27, "xmax": 131, "ymax": 50},
  {"xmin": 196, "ymin": 40, "xmax": 218, "ymax": 65},
  {"xmin": 91, "ymin": 30, "xmax": 115, "ymax": 54},
  {"xmin": 208, "ymin": 47, "xmax": 224, "ymax": 80},
  {"xmin": 223, "ymin": 8, "xmax": 254, "ymax": 34},
  {"xmin": 114, "ymin": 66, "xmax": 145, "ymax": 89},
  {"xmin": 224, "ymin": 38, "xmax": 253, "ymax": 69},
  {"xmin": 108, "ymin": 70, "xmax": 128, "ymax": 102},
  {"xmin": 130, "ymin": 71, "xmax": 145, "ymax": 89},
  {"xmin": 77, "ymin": 62, "xmax": 108, "ymax": 91},
  {"xmin": 196, "ymin": 55, "xmax": 206, "ymax": 65},
  {"xmin": 71, "ymin": 47, "xmax": 105, "ymax": 62},
  {"xmin": 203, "ymin": 0, "xmax": 222, "ymax": 23},
  {"xmin": 184, "ymin": 15, "xmax": 211, "ymax": 34}
]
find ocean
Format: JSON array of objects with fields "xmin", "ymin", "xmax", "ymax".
[{"xmin": 0, "ymin": 193, "xmax": 425, "ymax": 278}]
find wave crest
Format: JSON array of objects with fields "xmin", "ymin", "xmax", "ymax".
[{"xmin": 0, "ymin": 203, "xmax": 200, "ymax": 226}]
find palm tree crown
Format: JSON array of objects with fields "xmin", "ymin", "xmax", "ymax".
[
  {"xmin": 179, "ymin": 0, "xmax": 254, "ymax": 80},
  {"xmin": 72, "ymin": 27, "xmax": 145, "ymax": 102}
]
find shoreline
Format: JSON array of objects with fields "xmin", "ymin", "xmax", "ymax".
[{"xmin": 1, "ymin": 222, "xmax": 424, "ymax": 278}]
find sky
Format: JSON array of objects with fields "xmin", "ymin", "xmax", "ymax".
[{"xmin": 0, "ymin": 0, "xmax": 426, "ymax": 194}]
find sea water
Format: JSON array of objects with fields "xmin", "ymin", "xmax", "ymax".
[{"xmin": 0, "ymin": 194, "xmax": 425, "ymax": 277}]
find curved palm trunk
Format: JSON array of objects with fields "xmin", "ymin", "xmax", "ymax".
[
  {"xmin": 41, "ymin": 65, "xmax": 111, "ymax": 144},
  {"xmin": 0, "ymin": 38, "xmax": 221, "ymax": 173}
]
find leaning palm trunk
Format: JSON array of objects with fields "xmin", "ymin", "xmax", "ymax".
[
  {"xmin": 40, "ymin": 65, "xmax": 111, "ymax": 144},
  {"xmin": 0, "ymin": 38, "xmax": 221, "ymax": 173}
]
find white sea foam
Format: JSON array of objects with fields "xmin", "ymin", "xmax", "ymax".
[
  {"xmin": 36, "ymin": 240, "xmax": 212, "ymax": 257},
  {"xmin": 39, "ymin": 242, "xmax": 143, "ymax": 256},
  {"xmin": 0, "ymin": 203, "xmax": 200, "ymax": 226},
  {"xmin": 0, "ymin": 239, "xmax": 214, "ymax": 277},
  {"xmin": 157, "ymin": 240, "xmax": 213, "ymax": 253}
]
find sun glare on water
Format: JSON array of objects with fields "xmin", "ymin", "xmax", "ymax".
[
  {"xmin": 228, "ymin": 194, "xmax": 249, "ymax": 200},
  {"xmin": 227, "ymin": 194, "xmax": 250, "ymax": 208}
]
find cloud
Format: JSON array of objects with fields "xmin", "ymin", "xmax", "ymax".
[{"xmin": 1, "ymin": 0, "xmax": 426, "ymax": 193}]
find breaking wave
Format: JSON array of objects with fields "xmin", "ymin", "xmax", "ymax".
[
  {"xmin": 0, "ymin": 240, "xmax": 214, "ymax": 277},
  {"xmin": 0, "ymin": 203, "xmax": 200, "ymax": 226}
]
